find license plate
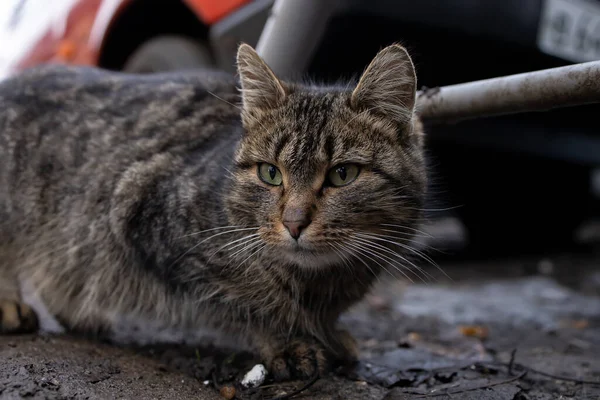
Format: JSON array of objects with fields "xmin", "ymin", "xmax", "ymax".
[{"xmin": 538, "ymin": 0, "xmax": 600, "ymax": 62}]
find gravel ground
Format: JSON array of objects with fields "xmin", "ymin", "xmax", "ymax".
[{"xmin": 1, "ymin": 249, "xmax": 599, "ymax": 400}]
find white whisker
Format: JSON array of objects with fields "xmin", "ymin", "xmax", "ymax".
[
  {"xmin": 237, "ymin": 243, "xmax": 268, "ymax": 267},
  {"xmin": 229, "ymin": 239, "xmax": 263, "ymax": 260},
  {"xmin": 376, "ymin": 229, "xmax": 440, "ymax": 252},
  {"xmin": 171, "ymin": 227, "xmax": 259, "ymax": 268},
  {"xmin": 379, "ymin": 229, "xmax": 425, "ymax": 239},
  {"xmin": 338, "ymin": 242, "xmax": 381, "ymax": 283},
  {"xmin": 206, "ymin": 233, "xmax": 260, "ymax": 263},
  {"xmin": 349, "ymin": 239, "xmax": 418, "ymax": 283},
  {"xmin": 178, "ymin": 225, "xmax": 259, "ymax": 239},
  {"xmin": 325, "ymin": 242, "xmax": 355, "ymax": 277},
  {"xmin": 218, "ymin": 233, "xmax": 260, "ymax": 252},
  {"xmin": 358, "ymin": 232, "xmax": 450, "ymax": 281},
  {"xmin": 353, "ymin": 235, "xmax": 432, "ymax": 283},
  {"xmin": 380, "ymin": 224, "xmax": 433, "ymax": 238},
  {"xmin": 344, "ymin": 241, "xmax": 406, "ymax": 282}
]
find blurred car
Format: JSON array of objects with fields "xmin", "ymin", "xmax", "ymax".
[
  {"xmin": 0, "ymin": 0, "xmax": 273, "ymax": 78},
  {"xmin": 1, "ymin": 0, "xmax": 599, "ymax": 253},
  {"xmin": 307, "ymin": 0, "xmax": 600, "ymax": 253}
]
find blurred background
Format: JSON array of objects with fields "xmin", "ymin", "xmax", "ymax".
[
  {"xmin": 1, "ymin": 2, "xmax": 599, "ymax": 398},
  {"xmin": 1, "ymin": 0, "xmax": 599, "ymax": 259}
]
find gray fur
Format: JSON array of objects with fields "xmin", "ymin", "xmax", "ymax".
[{"xmin": 0, "ymin": 44, "xmax": 427, "ymax": 379}]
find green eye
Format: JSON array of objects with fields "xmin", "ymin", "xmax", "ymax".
[
  {"xmin": 327, "ymin": 164, "xmax": 360, "ymax": 187},
  {"xmin": 258, "ymin": 163, "xmax": 283, "ymax": 186}
]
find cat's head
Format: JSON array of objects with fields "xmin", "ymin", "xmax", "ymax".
[{"xmin": 225, "ymin": 43, "xmax": 427, "ymax": 271}]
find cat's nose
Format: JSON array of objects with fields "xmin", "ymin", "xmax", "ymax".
[
  {"xmin": 283, "ymin": 219, "xmax": 311, "ymax": 240},
  {"xmin": 283, "ymin": 208, "xmax": 311, "ymax": 240}
]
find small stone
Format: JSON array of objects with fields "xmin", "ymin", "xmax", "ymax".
[
  {"xmin": 219, "ymin": 385, "xmax": 236, "ymax": 399},
  {"xmin": 571, "ymin": 319, "xmax": 589, "ymax": 329},
  {"xmin": 241, "ymin": 364, "xmax": 267, "ymax": 388},
  {"xmin": 203, "ymin": 380, "xmax": 210, "ymax": 386},
  {"xmin": 367, "ymin": 295, "xmax": 390, "ymax": 311},
  {"xmin": 459, "ymin": 325, "xmax": 489, "ymax": 339},
  {"xmin": 407, "ymin": 332, "xmax": 422, "ymax": 342}
]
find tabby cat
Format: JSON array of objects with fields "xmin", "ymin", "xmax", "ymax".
[{"xmin": 0, "ymin": 43, "xmax": 426, "ymax": 380}]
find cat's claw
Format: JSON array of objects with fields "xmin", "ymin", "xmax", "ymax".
[
  {"xmin": 0, "ymin": 299, "xmax": 38, "ymax": 334},
  {"xmin": 269, "ymin": 339, "xmax": 329, "ymax": 381}
]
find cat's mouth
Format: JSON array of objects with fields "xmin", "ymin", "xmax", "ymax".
[
  {"xmin": 288, "ymin": 244, "xmax": 317, "ymax": 254},
  {"xmin": 284, "ymin": 242, "xmax": 315, "ymax": 255},
  {"xmin": 279, "ymin": 241, "xmax": 342, "ymax": 268},
  {"xmin": 265, "ymin": 227, "xmax": 344, "ymax": 267},
  {"xmin": 285, "ymin": 237, "xmax": 322, "ymax": 253}
]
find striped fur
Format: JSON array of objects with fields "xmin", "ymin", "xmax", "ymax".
[{"xmin": 0, "ymin": 44, "xmax": 426, "ymax": 379}]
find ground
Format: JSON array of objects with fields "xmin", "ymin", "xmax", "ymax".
[{"xmin": 1, "ymin": 250, "xmax": 599, "ymax": 400}]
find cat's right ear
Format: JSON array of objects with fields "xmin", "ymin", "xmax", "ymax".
[{"xmin": 236, "ymin": 43, "xmax": 286, "ymax": 113}]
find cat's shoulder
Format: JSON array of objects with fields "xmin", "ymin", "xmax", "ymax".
[
  {"xmin": 0, "ymin": 64, "xmax": 116, "ymax": 96},
  {"xmin": 0, "ymin": 64, "xmax": 238, "ymax": 105}
]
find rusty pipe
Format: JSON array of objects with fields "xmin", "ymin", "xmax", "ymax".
[{"xmin": 416, "ymin": 60, "xmax": 600, "ymax": 124}]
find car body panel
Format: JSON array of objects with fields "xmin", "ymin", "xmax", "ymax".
[
  {"xmin": 184, "ymin": 0, "xmax": 251, "ymax": 24},
  {"xmin": 0, "ymin": 0, "xmax": 250, "ymax": 79}
]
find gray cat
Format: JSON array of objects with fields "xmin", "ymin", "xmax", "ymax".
[{"xmin": 0, "ymin": 43, "xmax": 427, "ymax": 380}]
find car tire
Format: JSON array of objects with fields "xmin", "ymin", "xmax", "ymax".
[{"xmin": 123, "ymin": 35, "xmax": 215, "ymax": 73}]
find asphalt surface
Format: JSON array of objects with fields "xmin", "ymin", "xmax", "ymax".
[{"xmin": 1, "ymin": 248, "xmax": 599, "ymax": 400}]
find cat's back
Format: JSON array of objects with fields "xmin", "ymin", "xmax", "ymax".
[
  {"xmin": 0, "ymin": 64, "xmax": 242, "ymax": 173},
  {"xmin": 0, "ymin": 64, "xmax": 240, "ymax": 141},
  {"xmin": 0, "ymin": 65, "xmax": 242, "ymax": 230},
  {"xmin": 0, "ymin": 63, "xmax": 238, "ymax": 104}
]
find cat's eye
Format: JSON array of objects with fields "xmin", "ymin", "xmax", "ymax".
[
  {"xmin": 258, "ymin": 163, "xmax": 283, "ymax": 186},
  {"xmin": 327, "ymin": 164, "xmax": 360, "ymax": 187}
]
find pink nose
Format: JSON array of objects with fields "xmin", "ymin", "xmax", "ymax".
[
  {"xmin": 283, "ymin": 218, "xmax": 311, "ymax": 240},
  {"xmin": 283, "ymin": 206, "xmax": 312, "ymax": 240}
]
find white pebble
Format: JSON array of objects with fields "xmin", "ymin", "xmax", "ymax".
[
  {"xmin": 203, "ymin": 380, "xmax": 210, "ymax": 386},
  {"xmin": 241, "ymin": 364, "xmax": 267, "ymax": 388}
]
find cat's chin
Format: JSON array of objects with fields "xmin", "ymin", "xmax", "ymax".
[{"xmin": 279, "ymin": 246, "xmax": 344, "ymax": 270}]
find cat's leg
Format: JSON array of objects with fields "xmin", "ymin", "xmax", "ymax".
[
  {"xmin": 255, "ymin": 328, "xmax": 358, "ymax": 381},
  {"xmin": 258, "ymin": 336, "xmax": 329, "ymax": 381},
  {"xmin": 0, "ymin": 257, "xmax": 39, "ymax": 334},
  {"xmin": 335, "ymin": 328, "xmax": 360, "ymax": 362}
]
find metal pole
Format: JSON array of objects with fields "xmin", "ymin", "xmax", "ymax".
[
  {"xmin": 255, "ymin": 0, "xmax": 338, "ymax": 78},
  {"xmin": 417, "ymin": 60, "xmax": 600, "ymax": 124}
]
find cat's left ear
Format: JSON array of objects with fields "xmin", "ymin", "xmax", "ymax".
[
  {"xmin": 351, "ymin": 44, "xmax": 417, "ymax": 127},
  {"xmin": 236, "ymin": 43, "xmax": 286, "ymax": 112}
]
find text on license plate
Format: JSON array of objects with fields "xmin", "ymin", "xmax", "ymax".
[{"xmin": 538, "ymin": 0, "xmax": 600, "ymax": 62}]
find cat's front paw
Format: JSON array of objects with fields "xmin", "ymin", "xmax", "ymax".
[
  {"xmin": 0, "ymin": 299, "xmax": 38, "ymax": 334},
  {"xmin": 268, "ymin": 339, "xmax": 329, "ymax": 381}
]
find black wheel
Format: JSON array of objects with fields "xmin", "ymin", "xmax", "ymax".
[{"xmin": 123, "ymin": 35, "xmax": 214, "ymax": 73}]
